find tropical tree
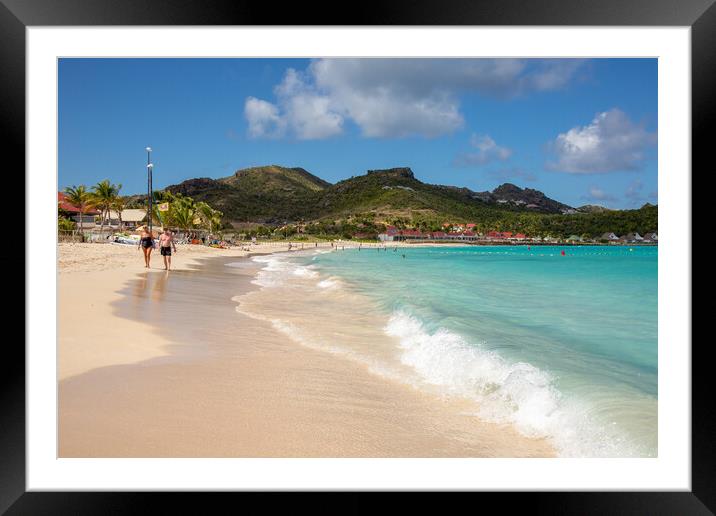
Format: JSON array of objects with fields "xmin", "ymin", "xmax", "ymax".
[
  {"xmin": 171, "ymin": 201, "xmax": 197, "ymax": 231},
  {"xmin": 63, "ymin": 185, "xmax": 93, "ymax": 232},
  {"xmin": 111, "ymin": 195, "xmax": 128, "ymax": 229},
  {"xmin": 196, "ymin": 202, "xmax": 223, "ymax": 233},
  {"xmin": 91, "ymin": 180, "xmax": 121, "ymax": 234}
]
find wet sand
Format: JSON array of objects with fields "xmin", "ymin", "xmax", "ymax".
[{"xmin": 58, "ymin": 246, "xmax": 554, "ymax": 457}]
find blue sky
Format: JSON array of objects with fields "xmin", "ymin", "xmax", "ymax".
[{"xmin": 59, "ymin": 58, "xmax": 657, "ymax": 209}]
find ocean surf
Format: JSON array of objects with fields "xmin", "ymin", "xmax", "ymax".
[{"xmin": 231, "ymin": 245, "xmax": 657, "ymax": 457}]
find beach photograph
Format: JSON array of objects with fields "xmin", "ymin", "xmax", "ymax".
[{"xmin": 58, "ymin": 57, "xmax": 658, "ymax": 459}]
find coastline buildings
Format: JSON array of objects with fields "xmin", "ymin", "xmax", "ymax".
[
  {"xmin": 600, "ymin": 232, "xmax": 620, "ymax": 242},
  {"xmin": 378, "ymin": 225, "xmax": 657, "ymax": 244}
]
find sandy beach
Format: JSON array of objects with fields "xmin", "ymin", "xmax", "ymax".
[{"xmin": 58, "ymin": 241, "xmax": 554, "ymax": 457}]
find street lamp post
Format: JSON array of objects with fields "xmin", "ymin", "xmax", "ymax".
[{"xmin": 146, "ymin": 147, "xmax": 153, "ymax": 235}]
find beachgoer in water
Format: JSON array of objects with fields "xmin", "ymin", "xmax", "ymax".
[
  {"xmin": 137, "ymin": 225, "xmax": 154, "ymax": 268},
  {"xmin": 402, "ymin": 254, "xmax": 406, "ymax": 259},
  {"xmin": 159, "ymin": 228, "xmax": 177, "ymax": 270}
]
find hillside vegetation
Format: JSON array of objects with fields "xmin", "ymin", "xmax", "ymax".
[{"xmin": 159, "ymin": 165, "xmax": 657, "ymax": 238}]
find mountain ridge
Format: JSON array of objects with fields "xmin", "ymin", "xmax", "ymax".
[
  {"xmin": 166, "ymin": 165, "xmax": 575, "ymax": 224},
  {"xmin": 158, "ymin": 165, "xmax": 656, "ymax": 237}
]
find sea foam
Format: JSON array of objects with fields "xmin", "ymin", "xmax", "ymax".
[
  {"xmin": 384, "ymin": 310, "xmax": 639, "ymax": 457},
  {"xmin": 242, "ymin": 248, "xmax": 648, "ymax": 457}
]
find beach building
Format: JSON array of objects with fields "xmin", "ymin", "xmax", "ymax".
[
  {"xmin": 102, "ymin": 209, "xmax": 148, "ymax": 230},
  {"xmin": 377, "ymin": 228, "xmax": 483, "ymax": 242},
  {"xmin": 378, "ymin": 226, "xmax": 401, "ymax": 242},
  {"xmin": 623, "ymin": 232, "xmax": 644, "ymax": 243},
  {"xmin": 643, "ymin": 232, "xmax": 658, "ymax": 242},
  {"xmin": 600, "ymin": 232, "xmax": 619, "ymax": 241},
  {"xmin": 58, "ymin": 192, "xmax": 100, "ymax": 229}
]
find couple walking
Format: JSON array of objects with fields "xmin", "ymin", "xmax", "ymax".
[{"xmin": 138, "ymin": 226, "xmax": 177, "ymax": 270}]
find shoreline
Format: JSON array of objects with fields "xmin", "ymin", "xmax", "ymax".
[
  {"xmin": 58, "ymin": 242, "xmax": 554, "ymax": 457},
  {"xmin": 235, "ymin": 245, "xmax": 657, "ymax": 457},
  {"xmin": 58, "ymin": 242, "xmax": 284, "ymax": 379}
]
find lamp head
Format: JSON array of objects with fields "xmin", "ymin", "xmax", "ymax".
[{"xmin": 146, "ymin": 147, "xmax": 152, "ymax": 152}]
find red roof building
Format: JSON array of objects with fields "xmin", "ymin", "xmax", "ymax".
[
  {"xmin": 385, "ymin": 226, "xmax": 400, "ymax": 236},
  {"xmin": 58, "ymin": 192, "xmax": 99, "ymax": 214}
]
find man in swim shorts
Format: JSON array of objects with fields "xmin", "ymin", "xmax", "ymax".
[{"xmin": 159, "ymin": 228, "xmax": 178, "ymax": 270}]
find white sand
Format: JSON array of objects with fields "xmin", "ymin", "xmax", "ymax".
[{"xmin": 58, "ymin": 242, "xmax": 554, "ymax": 457}]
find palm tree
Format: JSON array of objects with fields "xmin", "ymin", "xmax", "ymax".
[
  {"xmin": 63, "ymin": 185, "xmax": 93, "ymax": 232},
  {"xmin": 196, "ymin": 202, "xmax": 223, "ymax": 233},
  {"xmin": 212, "ymin": 210, "xmax": 223, "ymax": 231},
  {"xmin": 171, "ymin": 202, "xmax": 197, "ymax": 231},
  {"xmin": 111, "ymin": 195, "xmax": 128, "ymax": 229},
  {"xmin": 91, "ymin": 180, "xmax": 121, "ymax": 234}
]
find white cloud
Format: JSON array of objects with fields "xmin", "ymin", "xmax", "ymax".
[
  {"xmin": 245, "ymin": 59, "xmax": 586, "ymax": 140},
  {"xmin": 244, "ymin": 69, "xmax": 343, "ymax": 140},
  {"xmin": 244, "ymin": 97, "xmax": 285, "ymax": 139},
  {"xmin": 455, "ymin": 134, "xmax": 512, "ymax": 166},
  {"xmin": 548, "ymin": 109, "xmax": 657, "ymax": 173}
]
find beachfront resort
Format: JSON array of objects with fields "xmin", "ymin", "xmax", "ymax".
[
  {"xmin": 378, "ymin": 224, "xmax": 657, "ymax": 245},
  {"xmin": 60, "ymin": 189, "xmax": 656, "ymax": 247}
]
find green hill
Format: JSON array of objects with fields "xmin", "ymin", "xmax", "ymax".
[
  {"xmin": 166, "ymin": 165, "xmax": 328, "ymax": 223},
  {"xmin": 160, "ymin": 165, "xmax": 657, "ymax": 237}
]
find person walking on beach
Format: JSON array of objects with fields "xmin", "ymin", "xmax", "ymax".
[
  {"xmin": 138, "ymin": 225, "xmax": 154, "ymax": 268},
  {"xmin": 159, "ymin": 228, "xmax": 178, "ymax": 271}
]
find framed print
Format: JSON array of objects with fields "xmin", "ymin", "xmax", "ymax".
[{"xmin": 4, "ymin": 0, "xmax": 711, "ymax": 512}]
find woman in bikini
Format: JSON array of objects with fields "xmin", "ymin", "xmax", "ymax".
[{"xmin": 137, "ymin": 225, "xmax": 154, "ymax": 268}]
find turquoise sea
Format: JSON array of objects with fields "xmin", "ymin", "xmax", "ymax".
[{"xmin": 243, "ymin": 245, "xmax": 657, "ymax": 457}]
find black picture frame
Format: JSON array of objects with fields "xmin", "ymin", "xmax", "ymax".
[{"xmin": 3, "ymin": 0, "xmax": 710, "ymax": 513}]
